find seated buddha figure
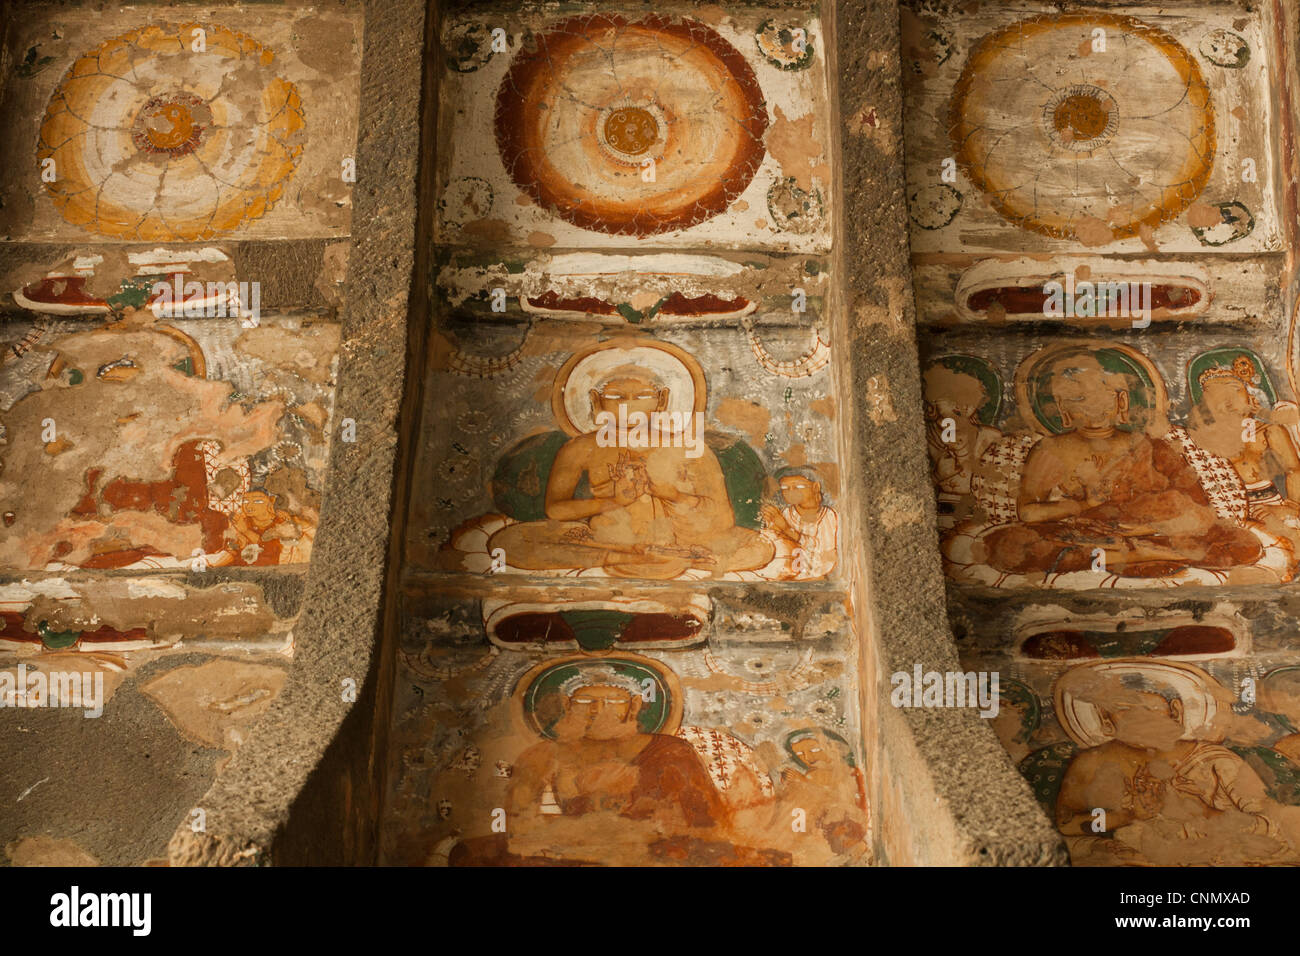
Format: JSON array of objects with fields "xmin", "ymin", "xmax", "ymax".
[
  {"xmin": 486, "ymin": 366, "xmax": 775, "ymax": 579},
  {"xmin": 980, "ymin": 354, "xmax": 1262, "ymax": 578}
]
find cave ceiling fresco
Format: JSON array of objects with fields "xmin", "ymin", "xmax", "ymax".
[
  {"xmin": 385, "ymin": 2, "xmax": 870, "ymax": 867},
  {"xmin": 905, "ymin": 1, "xmax": 1300, "ymax": 866}
]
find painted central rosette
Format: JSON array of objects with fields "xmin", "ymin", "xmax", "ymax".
[
  {"xmin": 495, "ymin": 15, "xmax": 769, "ymax": 236},
  {"xmin": 37, "ymin": 23, "xmax": 305, "ymax": 241},
  {"xmin": 949, "ymin": 12, "xmax": 1215, "ymax": 242}
]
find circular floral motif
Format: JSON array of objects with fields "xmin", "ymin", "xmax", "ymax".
[
  {"xmin": 495, "ymin": 15, "xmax": 768, "ymax": 236},
  {"xmin": 272, "ymin": 440, "xmax": 303, "ymax": 463},
  {"xmin": 1041, "ymin": 85, "xmax": 1119, "ymax": 153},
  {"xmin": 131, "ymin": 92, "xmax": 210, "ymax": 157},
  {"xmin": 1199, "ymin": 29, "xmax": 1250, "ymax": 69},
  {"xmin": 767, "ymin": 177, "xmax": 825, "ymax": 233},
  {"xmin": 755, "ymin": 19, "xmax": 815, "ymax": 70},
  {"xmin": 38, "ymin": 23, "xmax": 305, "ymax": 241},
  {"xmin": 807, "ymin": 699, "xmax": 838, "ymax": 721},
  {"xmin": 443, "ymin": 21, "xmax": 496, "ymax": 73},
  {"xmin": 455, "ymin": 409, "xmax": 492, "ymax": 434},
  {"xmin": 908, "ymin": 183, "xmax": 963, "ymax": 230},
  {"xmin": 597, "ymin": 105, "xmax": 667, "ymax": 166},
  {"xmin": 1191, "ymin": 200, "xmax": 1254, "ymax": 246},
  {"xmin": 950, "ymin": 13, "xmax": 1215, "ymax": 242}
]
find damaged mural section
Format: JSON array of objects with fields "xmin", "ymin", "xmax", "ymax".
[
  {"xmin": 0, "ymin": 313, "xmax": 336, "ymax": 573},
  {"xmin": 0, "ymin": 2, "xmax": 361, "ymax": 865}
]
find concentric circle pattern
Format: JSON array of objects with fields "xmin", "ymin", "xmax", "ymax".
[
  {"xmin": 949, "ymin": 13, "xmax": 1215, "ymax": 242},
  {"xmin": 38, "ymin": 23, "xmax": 305, "ymax": 241},
  {"xmin": 495, "ymin": 15, "xmax": 769, "ymax": 237}
]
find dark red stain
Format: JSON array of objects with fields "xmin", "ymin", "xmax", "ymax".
[
  {"xmin": 966, "ymin": 284, "xmax": 1202, "ymax": 316},
  {"xmin": 494, "ymin": 611, "xmax": 702, "ymax": 645},
  {"xmin": 0, "ymin": 611, "xmax": 146, "ymax": 647},
  {"xmin": 1021, "ymin": 625, "xmax": 1236, "ymax": 659},
  {"xmin": 69, "ymin": 439, "xmax": 229, "ymax": 566},
  {"xmin": 525, "ymin": 291, "xmax": 751, "ymax": 317}
]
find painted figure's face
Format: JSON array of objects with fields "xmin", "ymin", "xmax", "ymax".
[
  {"xmin": 792, "ymin": 736, "xmax": 831, "ymax": 769},
  {"xmin": 1051, "ymin": 362, "xmax": 1126, "ymax": 431},
  {"xmin": 590, "ymin": 375, "xmax": 666, "ymax": 421},
  {"xmin": 923, "ymin": 368, "xmax": 987, "ymax": 428},
  {"xmin": 565, "ymin": 684, "xmax": 640, "ymax": 741},
  {"xmin": 1099, "ymin": 690, "xmax": 1184, "ymax": 750},
  {"xmin": 1201, "ymin": 378, "xmax": 1254, "ymax": 421},
  {"xmin": 779, "ymin": 476, "xmax": 821, "ymax": 509},
  {"xmin": 926, "ymin": 396, "xmax": 969, "ymax": 424},
  {"xmin": 241, "ymin": 492, "xmax": 277, "ymax": 525}
]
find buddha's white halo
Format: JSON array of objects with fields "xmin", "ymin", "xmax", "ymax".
[
  {"xmin": 559, "ymin": 343, "xmax": 702, "ymax": 434},
  {"xmin": 1055, "ymin": 659, "xmax": 1218, "ymax": 749}
]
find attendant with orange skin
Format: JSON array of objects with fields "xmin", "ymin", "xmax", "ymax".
[
  {"xmin": 1188, "ymin": 365, "xmax": 1300, "ymax": 551},
  {"xmin": 760, "ymin": 466, "xmax": 838, "ymax": 579},
  {"xmin": 209, "ymin": 490, "xmax": 313, "ymax": 566},
  {"xmin": 923, "ymin": 363, "xmax": 1002, "ymax": 526}
]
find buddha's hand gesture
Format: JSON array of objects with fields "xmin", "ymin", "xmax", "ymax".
[{"xmin": 609, "ymin": 454, "xmax": 649, "ymax": 506}]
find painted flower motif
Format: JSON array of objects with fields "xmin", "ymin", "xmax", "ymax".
[
  {"xmin": 807, "ymin": 699, "xmax": 837, "ymax": 721},
  {"xmin": 744, "ymin": 656, "xmax": 776, "ymax": 676},
  {"xmin": 38, "ymin": 23, "xmax": 305, "ymax": 240},
  {"xmin": 494, "ymin": 15, "xmax": 768, "ymax": 237},
  {"xmin": 703, "ymin": 692, "xmax": 730, "ymax": 715},
  {"xmin": 949, "ymin": 13, "xmax": 1214, "ymax": 242},
  {"xmin": 744, "ymin": 710, "xmax": 772, "ymax": 729},
  {"xmin": 273, "ymin": 440, "xmax": 303, "ymax": 463},
  {"xmin": 456, "ymin": 410, "xmax": 492, "ymax": 434},
  {"xmin": 436, "ymin": 452, "xmax": 480, "ymax": 488}
]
